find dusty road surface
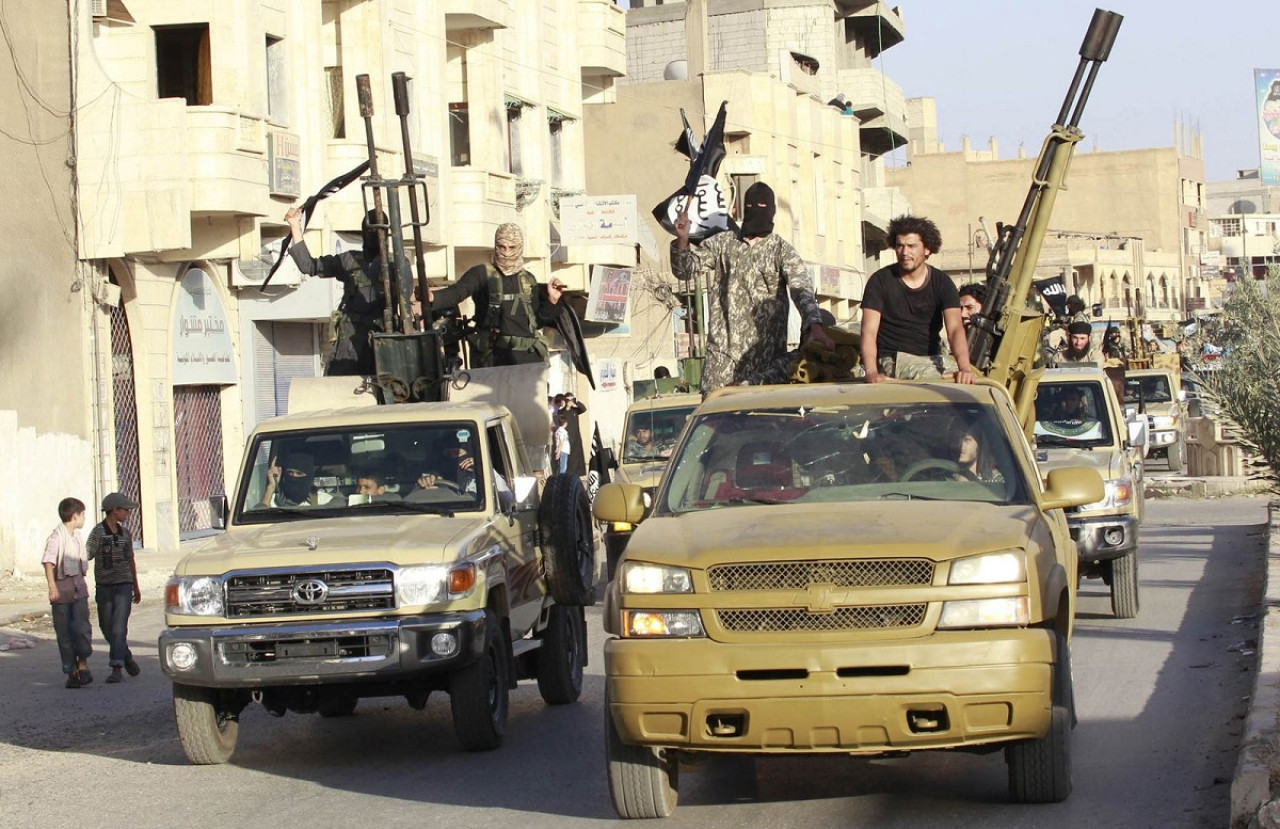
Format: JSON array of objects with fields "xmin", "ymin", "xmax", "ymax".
[{"xmin": 0, "ymin": 497, "xmax": 1267, "ymax": 828}]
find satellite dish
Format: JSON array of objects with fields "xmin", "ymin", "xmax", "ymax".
[{"xmin": 663, "ymin": 60, "xmax": 688, "ymax": 80}]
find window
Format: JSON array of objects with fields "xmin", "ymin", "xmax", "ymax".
[
  {"xmin": 548, "ymin": 115, "xmax": 564, "ymax": 186},
  {"xmin": 506, "ymin": 102, "xmax": 524, "ymax": 176},
  {"xmin": 450, "ymin": 103, "xmax": 471, "ymax": 167},
  {"xmin": 155, "ymin": 24, "xmax": 212, "ymax": 106},
  {"xmin": 265, "ymin": 36, "xmax": 286, "ymax": 123},
  {"xmin": 325, "ymin": 66, "xmax": 345, "ymax": 139}
]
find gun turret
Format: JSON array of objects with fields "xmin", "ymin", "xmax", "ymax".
[{"xmin": 968, "ymin": 8, "xmax": 1122, "ymax": 430}]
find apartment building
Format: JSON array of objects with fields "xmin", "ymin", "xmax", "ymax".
[
  {"xmin": 889, "ymin": 101, "xmax": 1208, "ymax": 334},
  {"xmin": 582, "ymin": 0, "xmax": 909, "ymax": 444},
  {"xmin": 1, "ymin": 0, "xmax": 626, "ymax": 570}
]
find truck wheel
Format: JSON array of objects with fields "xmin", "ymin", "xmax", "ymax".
[
  {"xmin": 605, "ymin": 688, "xmax": 678, "ymax": 818},
  {"xmin": 450, "ymin": 609, "xmax": 510, "ymax": 751},
  {"xmin": 1110, "ymin": 550, "xmax": 1140, "ymax": 619},
  {"xmin": 173, "ymin": 684, "xmax": 239, "ymax": 765},
  {"xmin": 1007, "ymin": 632, "xmax": 1073, "ymax": 803},
  {"xmin": 536, "ymin": 604, "xmax": 585, "ymax": 705},
  {"xmin": 540, "ymin": 474, "xmax": 596, "ymax": 605},
  {"xmin": 1167, "ymin": 438, "xmax": 1186, "ymax": 475}
]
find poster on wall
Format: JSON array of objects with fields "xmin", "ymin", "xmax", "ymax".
[
  {"xmin": 1257, "ymin": 68, "xmax": 1280, "ymax": 187},
  {"xmin": 586, "ymin": 265, "xmax": 632, "ymax": 325},
  {"xmin": 597, "ymin": 358, "xmax": 620, "ymax": 392},
  {"xmin": 172, "ymin": 267, "xmax": 238, "ymax": 385},
  {"xmin": 559, "ymin": 195, "xmax": 638, "ymax": 245}
]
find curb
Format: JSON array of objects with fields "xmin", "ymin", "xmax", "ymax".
[{"xmin": 1232, "ymin": 500, "xmax": 1280, "ymax": 828}]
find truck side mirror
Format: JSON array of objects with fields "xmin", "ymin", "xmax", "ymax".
[{"xmin": 211, "ymin": 495, "xmax": 228, "ymax": 530}]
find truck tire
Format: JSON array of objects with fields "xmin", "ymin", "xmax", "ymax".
[
  {"xmin": 1007, "ymin": 632, "xmax": 1073, "ymax": 803},
  {"xmin": 1167, "ymin": 438, "xmax": 1186, "ymax": 475},
  {"xmin": 450, "ymin": 609, "xmax": 510, "ymax": 751},
  {"xmin": 173, "ymin": 683, "xmax": 239, "ymax": 765},
  {"xmin": 1110, "ymin": 550, "xmax": 1140, "ymax": 619},
  {"xmin": 539, "ymin": 473, "xmax": 596, "ymax": 605},
  {"xmin": 536, "ymin": 604, "xmax": 585, "ymax": 705},
  {"xmin": 605, "ymin": 688, "xmax": 678, "ymax": 819}
]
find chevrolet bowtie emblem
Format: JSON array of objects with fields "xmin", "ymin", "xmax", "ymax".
[{"xmin": 794, "ymin": 583, "xmax": 850, "ymax": 614}]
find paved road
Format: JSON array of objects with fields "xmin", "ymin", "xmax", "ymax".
[{"xmin": 0, "ymin": 497, "xmax": 1267, "ymax": 828}]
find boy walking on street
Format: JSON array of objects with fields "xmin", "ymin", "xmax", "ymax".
[
  {"xmin": 87, "ymin": 492, "xmax": 142, "ymax": 684},
  {"xmin": 42, "ymin": 497, "xmax": 93, "ymax": 688}
]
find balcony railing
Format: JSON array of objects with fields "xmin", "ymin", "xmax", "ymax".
[{"xmin": 578, "ymin": 0, "xmax": 626, "ymax": 77}]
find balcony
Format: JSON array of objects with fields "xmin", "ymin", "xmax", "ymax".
[
  {"xmin": 449, "ymin": 168, "xmax": 518, "ymax": 249},
  {"xmin": 186, "ymin": 107, "xmax": 270, "ymax": 215},
  {"xmin": 862, "ymin": 185, "xmax": 908, "ymax": 233},
  {"xmin": 578, "ymin": 0, "xmax": 626, "ymax": 78},
  {"xmin": 445, "ymin": 0, "xmax": 512, "ymax": 32},
  {"xmin": 840, "ymin": 2, "xmax": 905, "ymax": 58},
  {"xmin": 834, "ymin": 67, "xmax": 907, "ymax": 157}
]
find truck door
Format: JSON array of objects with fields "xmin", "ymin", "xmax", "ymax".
[{"xmin": 487, "ymin": 423, "xmax": 545, "ymax": 636}]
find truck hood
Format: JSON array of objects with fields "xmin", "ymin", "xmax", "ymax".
[
  {"xmin": 1037, "ymin": 447, "xmax": 1119, "ymax": 480},
  {"xmin": 174, "ymin": 514, "xmax": 483, "ymax": 576},
  {"xmin": 617, "ymin": 461, "xmax": 670, "ymax": 489},
  {"xmin": 630, "ymin": 501, "xmax": 1043, "ymax": 566}
]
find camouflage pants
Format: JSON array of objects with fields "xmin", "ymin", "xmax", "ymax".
[{"xmin": 880, "ymin": 352, "xmax": 958, "ymax": 380}]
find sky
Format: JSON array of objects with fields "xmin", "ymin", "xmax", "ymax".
[{"xmin": 619, "ymin": 0, "xmax": 1276, "ymax": 183}]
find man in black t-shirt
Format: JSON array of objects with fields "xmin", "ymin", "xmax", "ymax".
[{"xmin": 860, "ymin": 215, "xmax": 975, "ymax": 384}]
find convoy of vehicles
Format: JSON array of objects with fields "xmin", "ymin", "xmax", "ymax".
[{"xmin": 1034, "ymin": 367, "xmax": 1146, "ymax": 618}]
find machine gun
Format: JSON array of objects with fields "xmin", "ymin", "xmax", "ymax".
[
  {"xmin": 967, "ymin": 8, "xmax": 1123, "ymax": 429},
  {"xmin": 353, "ymin": 72, "xmax": 455, "ymax": 403}
]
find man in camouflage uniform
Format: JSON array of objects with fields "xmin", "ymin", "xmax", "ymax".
[
  {"xmin": 672, "ymin": 181, "xmax": 833, "ymax": 396},
  {"xmin": 428, "ymin": 223, "xmax": 567, "ymax": 366},
  {"xmin": 285, "ymin": 206, "xmax": 388, "ymax": 376}
]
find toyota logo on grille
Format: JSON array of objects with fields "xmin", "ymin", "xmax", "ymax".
[{"xmin": 292, "ymin": 578, "xmax": 329, "ymax": 605}]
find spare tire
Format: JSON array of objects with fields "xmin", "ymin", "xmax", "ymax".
[{"xmin": 539, "ymin": 473, "xmax": 596, "ymax": 605}]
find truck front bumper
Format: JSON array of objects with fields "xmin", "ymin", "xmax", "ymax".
[
  {"xmin": 1069, "ymin": 512, "xmax": 1138, "ymax": 563},
  {"xmin": 605, "ymin": 628, "xmax": 1056, "ymax": 754},
  {"xmin": 159, "ymin": 610, "xmax": 487, "ymax": 688}
]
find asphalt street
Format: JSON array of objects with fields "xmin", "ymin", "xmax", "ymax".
[{"xmin": 0, "ymin": 496, "xmax": 1269, "ymax": 828}]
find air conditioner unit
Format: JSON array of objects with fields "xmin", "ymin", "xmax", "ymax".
[{"xmin": 90, "ymin": 0, "xmax": 107, "ymax": 17}]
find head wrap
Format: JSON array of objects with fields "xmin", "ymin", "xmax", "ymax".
[
  {"xmin": 741, "ymin": 182, "xmax": 776, "ymax": 238},
  {"xmin": 494, "ymin": 223, "xmax": 525, "ymax": 274},
  {"xmin": 278, "ymin": 452, "xmax": 316, "ymax": 504},
  {"xmin": 1067, "ymin": 321, "xmax": 1092, "ymax": 336}
]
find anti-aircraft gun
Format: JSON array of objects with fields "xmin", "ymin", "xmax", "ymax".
[{"xmin": 967, "ymin": 8, "xmax": 1124, "ymax": 429}]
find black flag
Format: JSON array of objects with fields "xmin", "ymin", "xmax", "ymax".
[
  {"xmin": 1034, "ymin": 275, "xmax": 1069, "ymax": 321},
  {"xmin": 262, "ymin": 160, "xmax": 371, "ymax": 288},
  {"xmin": 587, "ymin": 422, "xmax": 613, "ymax": 504},
  {"xmin": 553, "ymin": 300, "xmax": 596, "ymax": 390},
  {"xmin": 652, "ymin": 101, "xmax": 734, "ymax": 242}
]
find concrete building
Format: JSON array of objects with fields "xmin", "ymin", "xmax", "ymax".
[
  {"xmin": 582, "ymin": 0, "xmax": 908, "ymax": 447},
  {"xmin": 888, "ymin": 99, "xmax": 1208, "ymax": 335},
  {"xmin": 1208, "ymin": 168, "xmax": 1280, "ymax": 216},
  {"xmin": 1, "ymin": 0, "xmax": 625, "ymax": 572}
]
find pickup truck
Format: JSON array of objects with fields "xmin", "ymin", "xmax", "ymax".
[
  {"xmin": 1033, "ymin": 366, "xmax": 1146, "ymax": 618},
  {"xmin": 593, "ymin": 379, "xmax": 1102, "ymax": 818},
  {"xmin": 1124, "ymin": 366, "xmax": 1186, "ymax": 473},
  {"xmin": 159, "ymin": 370, "xmax": 596, "ymax": 764}
]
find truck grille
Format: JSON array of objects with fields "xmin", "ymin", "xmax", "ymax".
[
  {"xmin": 717, "ymin": 604, "xmax": 927, "ymax": 632},
  {"xmin": 225, "ymin": 568, "xmax": 396, "ymax": 617},
  {"xmin": 707, "ymin": 559, "xmax": 933, "ymax": 591}
]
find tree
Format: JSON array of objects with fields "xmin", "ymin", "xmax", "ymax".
[{"xmin": 1187, "ymin": 268, "xmax": 1280, "ymax": 486}]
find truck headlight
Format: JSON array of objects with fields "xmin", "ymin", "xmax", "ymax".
[
  {"xmin": 621, "ymin": 562, "xmax": 693, "ymax": 594},
  {"xmin": 1150, "ymin": 415, "xmax": 1178, "ymax": 429},
  {"xmin": 396, "ymin": 565, "xmax": 448, "ymax": 606},
  {"xmin": 939, "ymin": 597, "xmax": 1030, "ymax": 628},
  {"xmin": 165, "ymin": 576, "xmax": 225, "ymax": 617},
  {"xmin": 949, "ymin": 551, "xmax": 1026, "ymax": 585},
  {"xmin": 623, "ymin": 610, "xmax": 705, "ymax": 637},
  {"xmin": 1081, "ymin": 477, "xmax": 1132, "ymax": 510}
]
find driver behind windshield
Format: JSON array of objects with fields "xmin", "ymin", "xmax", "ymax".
[{"xmin": 626, "ymin": 426, "xmax": 655, "ymax": 458}]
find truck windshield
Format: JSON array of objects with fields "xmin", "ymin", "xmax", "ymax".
[
  {"xmin": 235, "ymin": 421, "xmax": 486, "ymax": 523},
  {"xmin": 659, "ymin": 402, "xmax": 1028, "ymax": 513},
  {"xmin": 623, "ymin": 405, "xmax": 697, "ymax": 463},
  {"xmin": 1124, "ymin": 375, "xmax": 1172, "ymax": 404},
  {"xmin": 1033, "ymin": 381, "xmax": 1115, "ymax": 448}
]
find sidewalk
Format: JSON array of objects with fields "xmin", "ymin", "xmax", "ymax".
[{"xmin": 0, "ymin": 547, "xmax": 187, "ymax": 630}]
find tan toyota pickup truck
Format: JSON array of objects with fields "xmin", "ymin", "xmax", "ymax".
[
  {"xmin": 159, "ymin": 370, "xmax": 596, "ymax": 764},
  {"xmin": 593, "ymin": 379, "xmax": 1102, "ymax": 818}
]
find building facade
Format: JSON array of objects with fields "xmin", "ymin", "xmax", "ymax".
[{"xmin": 2, "ymin": 0, "xmax": 625, "ymax": 572}]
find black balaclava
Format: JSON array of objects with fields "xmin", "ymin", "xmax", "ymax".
[
  {"xmin": 741, "ymin": 182, "xmax": 776, "ymax": 238},
  {"xmin": 279, "ymin": 452, "xmax": 316, "ymax": 505},
  {"xmin": 361, "ymin": 209, "xmax": 384, "ymax": 261}
]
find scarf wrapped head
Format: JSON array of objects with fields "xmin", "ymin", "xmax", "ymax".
[{"xmin": 494, "ymin": 223, "xmax": 525, "ymax": 274}]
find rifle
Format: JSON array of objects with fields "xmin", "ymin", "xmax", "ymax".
[{"xmin": 967, "ymin": 9, "xmax": 1122, "ymax": 429}]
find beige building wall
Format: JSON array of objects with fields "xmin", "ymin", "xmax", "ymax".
[
  {"xmin": 0, "ymin": 0, "xmax": 628, "ymax": 563},
  {"xmin": 0, "ymin": 2, "xmax": 95, "ymax": 574}
]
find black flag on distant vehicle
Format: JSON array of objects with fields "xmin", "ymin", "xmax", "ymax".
[
  {"xmin": 1034, "ymin": 275, "xmax": 1069, "ymax": 321},
  {"xmin": 652, "ymin": 101, "xmax": 735, "ymax": 242},
  {"xmin": 262, "ymin": 160, "xmax": 371, "ymax": 288},
  {"xmin": 587, "ymin": 422, "xmax": 614, "ymax": 504}
]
